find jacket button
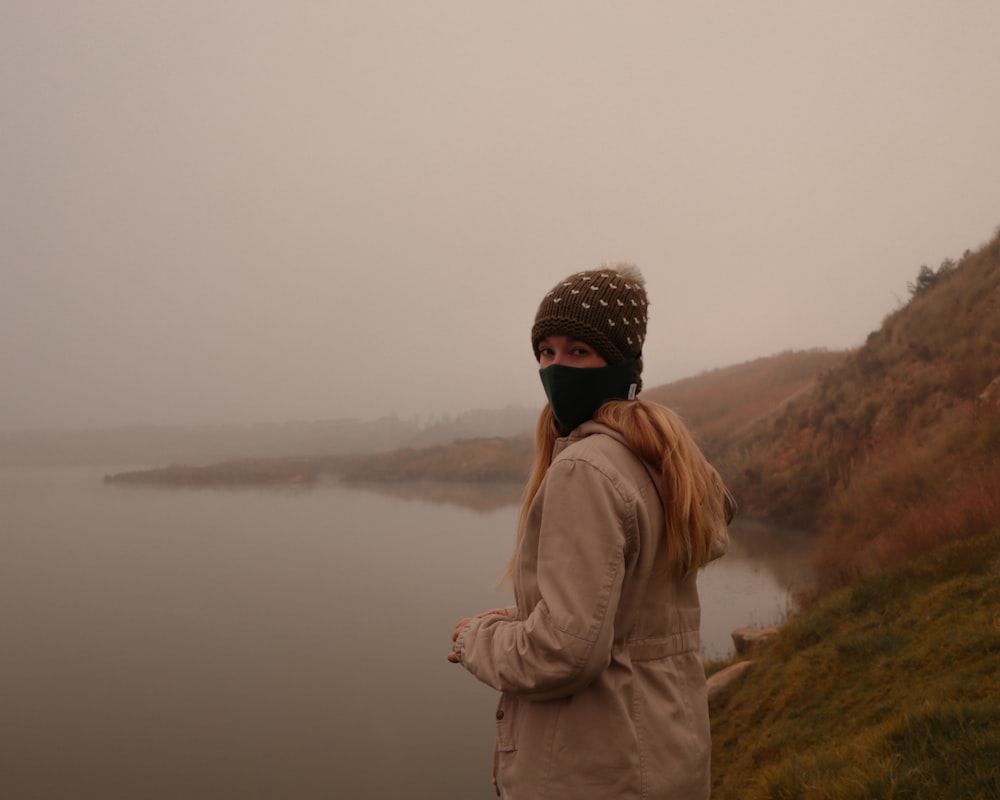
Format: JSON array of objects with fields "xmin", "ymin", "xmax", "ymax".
[{"xmin": 496, "ymin": 709, "xmax": 505, "ymax": 720}]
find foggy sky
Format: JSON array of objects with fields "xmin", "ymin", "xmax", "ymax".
[{"xmin": 3, "ymin": 1, "xmax": 999, "ymax": 431}]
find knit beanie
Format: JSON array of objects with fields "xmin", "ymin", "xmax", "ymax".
[{"xmin": 531, "ymin": 263, "xmax": 649, "ymax": 391}]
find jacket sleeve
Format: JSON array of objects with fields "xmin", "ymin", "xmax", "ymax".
[{"xmin": 454, "ymin": 456, "xmax": 630, "ymax": 701}]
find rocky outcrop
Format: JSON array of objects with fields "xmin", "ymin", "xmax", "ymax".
[
  {"xmin": 707, "ymin": 625, "xmax": 784, "ymax": 701},
  {"xmin": 731, "ymin": 625, "xmax": 781, "ymax": 656},
  {"xmin": 707, "ymin": 660, "xmax": 754, "ymax": 700}
]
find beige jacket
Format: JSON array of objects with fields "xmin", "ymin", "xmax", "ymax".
[{"xmin": 453, "ymin": 422, "xmax": 729, "ymax": 799}]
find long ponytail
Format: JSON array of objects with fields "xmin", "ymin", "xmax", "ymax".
[{"xmin": 594, "ymin": 399, "xmax": 732, "ymax": 577}]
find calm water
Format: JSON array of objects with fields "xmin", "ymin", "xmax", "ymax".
[{"xmin": 1, "ymin": 467, "xmax": 814, "ymax": 799}]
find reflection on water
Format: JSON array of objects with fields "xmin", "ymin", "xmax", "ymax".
[
  {"xmin": 341, "ymin": 478, "xmax": 524, "ymax": 512},
  {"xmin": 699, "ymin": 518, "xmax": 818, "ymax": 659},
  {"xmin": 727, "ymin": 517, "xmax": 819, "ymax": 594},
  {"xmin": 353, "ymin": 480, "xmax": 820, "ymax": 661},
  {"xmin": 0, "ymin": 468, "xmax": 816, "ymax": 799}
]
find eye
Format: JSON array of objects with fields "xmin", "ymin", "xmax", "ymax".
[
  {"xmin": 539, "ymin": 346, "xmax": 555, "ymax": 357},
  {"xmin": 571, "ymin": 346, "xmax": 592, "ymax": 356}
]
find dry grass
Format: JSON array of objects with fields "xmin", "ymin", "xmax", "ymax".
[
  {"xmin": 814, "ymin": 402, "xmax": 1000, "ymax": 589},
  {"xmin": 710, "ymin": 528, "xmax": 1000, "ymax": 800}
]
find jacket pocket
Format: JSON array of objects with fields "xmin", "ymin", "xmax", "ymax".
[{"xmin": 495, "ymin": 694, "xmax": 516, "ymax": 752}]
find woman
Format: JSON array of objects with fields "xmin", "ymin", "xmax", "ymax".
[{"xmin": 448, "ymin": 264, "xmax": 735, "ymax": 799}]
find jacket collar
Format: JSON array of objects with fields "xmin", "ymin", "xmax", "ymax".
[{"xmin": 552, "ymin": 420, "xmax": 627, "ymax": 459}]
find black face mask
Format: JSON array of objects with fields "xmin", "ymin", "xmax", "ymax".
[{"xmin": 539, "ymin": 358, "xmax": 637, "ymax": 432}]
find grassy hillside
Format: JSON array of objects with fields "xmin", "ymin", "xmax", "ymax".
[
  {"xmin": 643, "ymin": 349, "xmax": 847, "ymax": 454},
  {"xmin": 708, "ymin": 228, "xmax": 1000, "ymax": 799},
  {"xmin": 716, "ymin": 230, "xmax": 1000, "ymax": 585},
  {"xmin": 709, "ymin": 528, "xmax": 1000, "ymax": 799}
]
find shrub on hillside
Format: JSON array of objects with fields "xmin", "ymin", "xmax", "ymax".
[{"xmin": 814, "ymin": 402, "xmax": 1000, "ymax": 591}]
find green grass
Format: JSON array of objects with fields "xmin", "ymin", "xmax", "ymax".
[{"xmin": 709, "ymin": 528, "xmax": 1000, "ymax": 799}]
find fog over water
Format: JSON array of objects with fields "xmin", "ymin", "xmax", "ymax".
[
  {"xmin": 1, "ymin": 468, "xmax": 812, "ymax": 799},
  {"xmin": 3, "ymin": 2, "xmax": 1000, "ymax": 431}
]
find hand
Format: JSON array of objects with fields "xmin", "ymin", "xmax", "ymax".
[
  {"xmin": 447, "ymin": 617, "xmax": 473, "ymax": 663},
  {"xmin": 451, "ymin": 616, "xmax": 473, "ymax": 642},
  {"xmin": 448, "ymin": 608, "xmax": 509, "ymax": 663}
]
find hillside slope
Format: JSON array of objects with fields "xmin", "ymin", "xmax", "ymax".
[
  {"xmin": 643, "ymin": 349, "xmax": 847, "ymax": 455},
  {"xmin": 709, "ymin": 527, "xmax": 1000, "ymax": 799},
  {"xmin": 715, "ymin": 230, "xmax": 1000, "ymax": 585}
]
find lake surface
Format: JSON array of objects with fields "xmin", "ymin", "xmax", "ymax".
[{"xmin": 1, "ymin": 466, "xmax": 815, "ymax": 799}]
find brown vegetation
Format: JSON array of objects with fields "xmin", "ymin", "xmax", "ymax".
[
  {"xmin": 643, "ymin": 349, "xmax": 847, "ymax": 455},
  {"xmin": 334, "ymin": 436, "xmax": 533, "ymax": 483},
  {"xmin": 714, "ymin": 229, "xmax": 1000, "ymax": 590}
]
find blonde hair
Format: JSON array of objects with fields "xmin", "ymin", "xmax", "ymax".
[{"xmin": 504, "ymin": 399, "xmax": 732, "ymax": 582}]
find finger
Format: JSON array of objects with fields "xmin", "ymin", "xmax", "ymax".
[{"xmin": 452, "ymin": 618, "xmax": 472, "ymax": 641}]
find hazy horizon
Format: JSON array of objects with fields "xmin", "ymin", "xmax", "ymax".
[
  {"xmin": 3, "ymin": 347, "xmax": 833, "ymax": 434},
  {"xmin": 4, "ymin": 2, "xmax": 1000, "ymax": 432}
]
